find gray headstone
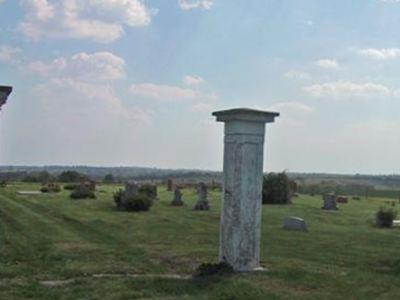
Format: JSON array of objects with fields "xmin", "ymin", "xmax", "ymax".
[
  {"xmin": 171, "ymin": 188, "xmax": 183, "ymax": 206},
  {"xmin": 322, "ymin": 193, "xmax": 338, "ymax": 210},
  {"xmin": 125, "ymin": 181, "xmax": 138, "ymax": 197},
  {"xmin": 167, "ymin": 179, "xmax": 173, "ymax": 191},
  {"xmin": 283, "ymin": 217, "xmax": 308, "ymax": 232},
  {"xmin": 194, "ymin": 182, "xmax": 210, "ymax": 210}
]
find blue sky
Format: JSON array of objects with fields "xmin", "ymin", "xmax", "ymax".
[{"xmin": 0, "ymin": 0, "xmax": 399, "ymax": 174}]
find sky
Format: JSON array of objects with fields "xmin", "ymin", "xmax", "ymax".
[{"xmin": 0, "ymin": 0, "xmax": 399, "ymax": 174}]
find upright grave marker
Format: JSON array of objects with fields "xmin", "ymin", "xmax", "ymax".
[
  {"xmin": 213, "ymin": 108, "xmax": 279, "ymax": 272},
  {"xmin": 194, "ymin": 182, "xmax": 210, "ymax": 210},
  {"xmin": 322, "ymin": 193, "xmax": 338, "ymax": 210}
]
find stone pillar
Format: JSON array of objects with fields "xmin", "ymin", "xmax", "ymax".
[
  {"xmin": 213, "ymin": 108, "xmax": 279, "ymax": 272},
  {"xmin": 0, "ymin": 86, "xmax": 12, "ymax": 111}
]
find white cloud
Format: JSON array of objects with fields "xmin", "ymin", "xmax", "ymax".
[
  {"xmin": 358, "ymin": 48, "xmax": 400, "ymax": 60},
  {"xmin": 268, "ymin": 101, "xmax": 314, "ymax": 127},
  {"xmin": 190, "ymin": 102, "xmax": 214, "ymax": 112},
  {"xmin": 269, "ymin": 101, "xmax": 314, "ymax": 114},
  {"xmin": 178, "ymin": 0, "xmax": 213, "ymax": 10},
  {"xmin": 183, "ymin": 75, "xmax": 205, "ymax": 86},
  {"xmin": 0, "ymin": 45, "xmax": 21, "ymax": 63},
  {"xmin": 284, "ymin": 70, "xmax": 311, "ymax": 80},
  {"xmin": 303, "ymin": 81, "xmax": 391, "ymax": 98},
  {"xmin": 130, "ymin": 83, "xmax": 199, "ymax": 101},
  {"xmin": 315, "ymin": 59, "xmax": 339, "ymax": 69},
  {"xmin": 305, "ymin": 20, "xmax": 314, "ymax": 26},
  {"xmin": 380, "ymin": 0, "xmax": 400, "ymax": 3},
  {"xmin": 34, "ymin": 78, "xmax": 150, "ymax": 122},
  {"xmin": 129, "ymin": 82, "xmax": 218, "ymax": 113},
  {"xmin": 19, "ymin": 0, "xmax": 154, "ymax": 43},
  {"xmin": 28, "ymin": 51, "xmax": 125, "ymax": 82}
]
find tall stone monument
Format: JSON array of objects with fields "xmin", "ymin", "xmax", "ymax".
[
  {"xmin": 213, "ymin": 108, "xmax": 279, "ymax": 272},
  {"xmin": 0, "ymin": 86, "xmax": 12, "ymax": 111}
]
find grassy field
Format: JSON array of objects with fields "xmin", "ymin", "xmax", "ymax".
[{"xmin": 1, "ymin": 183, "xmax": 400, "ymax": 300}]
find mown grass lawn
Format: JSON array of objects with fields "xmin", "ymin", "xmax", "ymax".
[{"xmin": 0, "ymin": 182, "xmax": 399, "ymax": 300}]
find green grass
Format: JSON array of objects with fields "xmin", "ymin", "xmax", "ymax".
[{"xmin": 1, "ymin": 183, "xmax": 400, "ymax": 299}]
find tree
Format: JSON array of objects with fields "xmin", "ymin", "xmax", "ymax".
[
  {"xmin": 58, "ymin": 171, "xmax": 87, "ymax": 183},
  {"xmin": 262, "ymin": 172, "xmax": 296, "ymax": 204},
  {"xmin": 103, "ymin": 173, "xmax": 115, "ymax": 183}
]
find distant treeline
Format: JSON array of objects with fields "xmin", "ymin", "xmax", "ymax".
[
  {"xmin": 0, "ymin": 166, "xmax": 222, "ymax": 183},
  {"xmin": 1, "ymin": 166, "xmax": 399, "ymax": 199},
  {"xmin": 297, "ymin": 180, "xmax": 400, "ymax": 199}
]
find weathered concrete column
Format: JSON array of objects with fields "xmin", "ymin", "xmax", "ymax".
[
  {"xmin": 0, "ymin": 86, "xmax": 12, "ymax": 111},
  {"xmin": 213, "ymin": 108, "xmax": 279, "ymax": 272}
]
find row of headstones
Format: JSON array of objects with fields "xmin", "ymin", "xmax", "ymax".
[
  {"xmin": 126, "ymin": 180, "xmax": 210, "ymax": 210},
  {"xmin": 283, "ymin": 193, "xmax": 351, "ymax": 232}
]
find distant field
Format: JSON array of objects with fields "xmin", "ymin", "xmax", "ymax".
[{"xmin": 1, "ymin": 183, "xmax": 400, "ymax": 300}]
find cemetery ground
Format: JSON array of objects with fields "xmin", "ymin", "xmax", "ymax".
[{"xmin": 1, "ymin": 183, "xmax": 400, "ymax": 300}]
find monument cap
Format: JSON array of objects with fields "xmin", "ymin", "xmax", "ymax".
[
  {"xmin": 0, "ymin": 86, "xmax": 13, "ymax": 110},
  {"xmin": 213, "ymin": 108, "xmax": 279, "ymax": 123}
]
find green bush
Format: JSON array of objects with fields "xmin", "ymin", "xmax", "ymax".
[
  {"xmin": 40, "ymin": 183, "xmax": 61, "ymax": 193},
  {"xmin": 113, "ymin": 189, "xmax": 125, "ymax": 209},
  {"xmin": 262, "ymin": 172, "xmax": 296, "ymax": 204},
  {"xmin": 103, "ymin": 173, "xmax": 115, "ymax": 183},
  {"xmin": 113, "ymin": 189, "xmax": 152, "ymax": 212},
  {"xmin": 195, "ymin": 262, "xmax": 234, "ymax": 277},
  {"xmin": 70, "ymin": 184, "xmax": 96, "ymax": 199},
  {"xmin": 63, "ymin": 183, "xmax": 78, "ymax": 190},
  {"xmin": 58, "ymin": 171, "xmax": 88, "ymax": 183},
  {"xmin": 376, "ymin": 207, "xmax": 397, "ymax": 228},
  {"xmin": 138, "ymin": 184, "xmax": 157, "ymax": 200},
  {"xmin": 124, "ymin": 194, "xmax": 152, "ymax": 212}
]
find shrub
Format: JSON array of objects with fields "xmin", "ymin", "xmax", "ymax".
[
  {"xmin": 123, "ymin": 194, "xmax": 152, "ymax": 212},
  {"xmin": 138, "ymin": 184, "xmax": 157, "ymax": 200},
  {"xmin": 376, "ymin": 207, "xmax": 397, "ymax": 228},
  {"xmin": 195, "ymin": 262, "xmax": 234, "ymax": 277},
  {"xmin": 113, "ymin": 189, "xmax": 125, "ymax": 209},
  {"xmin": 41, "ymin": 183, "xmax": 61, "ymax": 193},
  {"xmin": 103, "ymin": 173, "xmax": 115, "ymax": 183},
  {"xmin": 70, "ymin": 184, "xmax": 96, "ymax": 199},
  {"xmin": 58, "ymin": 171, "xmax": 88, "ymax": 183},
  {"xmin": 262, "ymin": 172, "xmax": 296, "ymax": 204},
  {"xmin": 63, "ymin": 183, "xmax": 78, "ymax": 190},
  {"xmin": 22, "ymin": 171, "xmax": 52, "ymax": 183},
  {"xmin": 113, "ymin": 189, "xmax": 153, "ymax": 212}
]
